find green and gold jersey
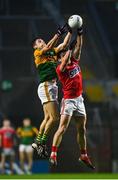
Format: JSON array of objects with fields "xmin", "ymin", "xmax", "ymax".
[
  {"xmin": 17, "ymin": 126, "xmax": 38, "ymax": 145},
  {"xmin": 34, "ymin": 48, "xmax": 58, "ymax": 83}
]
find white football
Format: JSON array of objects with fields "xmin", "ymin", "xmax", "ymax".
[{"xmin": 68, "ymin": 15, "xmax": 83, "ymax": 29}]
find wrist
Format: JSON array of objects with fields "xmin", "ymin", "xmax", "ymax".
[
  {"xmin": 68, "ymin": 28, "xmax": 72, "ymax": 34},
  {"xmin": 56, "ymin": 33, "xmax": 61, "ymax": 38},
  {"xmin": 77, "ymin": 27, "xmax": 83, "ymax": 36}
]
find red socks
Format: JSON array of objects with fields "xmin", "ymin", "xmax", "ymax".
[
  {"xmin": 50, "ymin": 146, "xmax": 58, "ymax": 159},
  {"xmin": 80, "ymin": 149, "xmax": 87, "ymax": 155},
  {"xmin": 51, "ymin": 146, "xmax": 58, "ymax": 153}
]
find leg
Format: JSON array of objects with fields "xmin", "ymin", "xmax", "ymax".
[
  {"xmin": 38, "ymin": 101, "xmax": 59, "ymax": 158},
  {"xmin": 26, "ymin": 148, "xmax": 33, "ymax": 173},
  {"xmin": 36, "ymin": 81, "xmax": 58, "ymax": 144},
  {"xmin": 43, "ymin": 101, "xmax": 59, "ymax": 136},
  {"xmin": 50, "ymin": 114, "xmax": 71, "ymax": 165},
  {"xmin": 35, "ymin": 105, "xmax": 49, "ymax": 144},
  {"xmin": 32, "ymin": 102, "xmax": 58, "ymax": 156},
  {"xmin": 75, "ymin": 115, "xmax": 95, "ymax": 169},
  {"xmin": 1, "ymin": 154, "xmax": 6, "ymax": 174},
  {"xmin": 75, "ymin": 115, "xmax": 87, "ymax": 153},
  {"xmin": 19, "ymin": 146, "xmax": 25, "ymax": 171},
  {"xmin": 53, "ymin": 115, "xmax": 71, "ymax": 147},
  {"xmin": 9, "ymin": 154, "xmax": 15, "ymax": 174}
]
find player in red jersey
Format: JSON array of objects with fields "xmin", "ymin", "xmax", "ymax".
[
  {"xmin": 50, "ymin": 27, "xmax": 95, "ymax": 169},
  {"xmin": 0, "ymin": 119, "xmax": 16, "ymax": 174}
]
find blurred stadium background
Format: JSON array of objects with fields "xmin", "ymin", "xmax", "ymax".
[{"xmin": 0, "ymin": 0, "xmax": 118, "ymax": 176}]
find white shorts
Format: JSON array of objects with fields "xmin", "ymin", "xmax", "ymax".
[
  {"xmin": 37, "ymin": 80, "xmax": 58, "ymax": 104},
  {"xmin": 19, "ymin": 144, "xmax": 33, "ymax": 153},
  {"xmin": 2, "ymin": 148, "xmax": 15, "ymax": 156},
  {"xmin": 60, "ymin": 95, "xmax": 86, "ymax": 117}
]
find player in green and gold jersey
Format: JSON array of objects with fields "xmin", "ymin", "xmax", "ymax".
[
  {"xmin": 17, "ymin": 118, "xmax": 38, "ymax": 174},
  {"xmin": 32, "ymin": 24, "xmax": 72, "ymax": 157}
]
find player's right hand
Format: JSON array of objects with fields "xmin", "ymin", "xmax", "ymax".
[{"xmin": 57, "ymin": 24, "xmax": 67, "ymax": 36}]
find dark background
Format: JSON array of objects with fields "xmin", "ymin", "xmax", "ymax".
[{"xmin": 0, "ymin": 0, "xmax": 118, "ymax": 173}]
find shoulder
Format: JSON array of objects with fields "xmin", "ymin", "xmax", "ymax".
[
  {"xmin": 34, "ymin": 49, "xmax": 42, "ymax": 57},
  {"xmin": 0, "ymin": 128, "xmax": 3, "ymax": 134},
  {"xmin": 10, "ymin": 128, "xmax": 15, "ymax": 132},
  {"xmin": 32, "ymin": 127, "xmax": 38, "ymax": 132},
  {"xmin": 71, "ymin": 56, "xmax": 80, "ymax": 63},
  {"xmin": 32, "ymin": 126, "xmax": 37, "ymax": 129},
  {"xmin": 9, "ymin": 127, "xmax": 14, "ymax": 130},
  {"xmin": 16, "ymin": 127, "xmax": 22, "ymax": 132}
]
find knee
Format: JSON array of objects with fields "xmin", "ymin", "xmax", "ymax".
[
  {"xmin": 57, "ymin": 125, "xmax": 67, "ymax": 136},
  {"xmin": 19, "ymin": 154, "xmax": 24, "ymax": 160},
  {"xmin": 49, "ymin": 114, "xmax": 59, "ymax": 124},
  {"xmin": 42, "ymin": 119, "xmax": 47, "ymax": 125},
  {"xmin": 43, "ymin": 115, "xmax": 49, "ymax": 123}
]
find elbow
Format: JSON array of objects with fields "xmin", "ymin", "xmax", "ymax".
[{"xmin": 62, "ymin": 44, "xmax": 67, "ymax": 50}]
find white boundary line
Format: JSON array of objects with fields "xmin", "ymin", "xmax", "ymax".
[{"xmin": 0, "ymin": 179, "xmax": 118, "ymax": 180}]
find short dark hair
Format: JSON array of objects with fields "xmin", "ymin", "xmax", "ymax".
[{"xmin": 31, "ymin": 37, "xmax": 39, "ymax": 48}]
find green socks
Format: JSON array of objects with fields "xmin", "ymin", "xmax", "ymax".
[
  {"xmin": 41, "ymin": 133, "xmax": 47, "ymax": 145},
  {"xmin": 36, "ymin": 132, "xmax": 42, "ymax": 144},
  {"xmin": 36, "ymin": 133, "xmax": 48, "ymax": 145}
]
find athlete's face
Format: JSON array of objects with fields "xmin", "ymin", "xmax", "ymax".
[
  {"xmin": 35, "ymin": 39, "xmax": 46, "ymax": 49},
  {"xmin": 3, "ymin": 119, "xmax": 11, "ymax": 127},
  {"xmin": 23, "ymin": 119, "xmax": 31, "ymax": 127}
]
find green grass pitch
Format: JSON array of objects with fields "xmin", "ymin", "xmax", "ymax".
[{"xmin": 0, "ymin": 173, "xmax": 118, "ymax": 179}]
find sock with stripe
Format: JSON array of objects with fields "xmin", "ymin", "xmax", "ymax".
[
  {"xmin": 35, "ymin": 132, "xmax": 42, "ymax": 144},
  {"xmin": 41, "ymin": 133, "xmax": 48, "ymax": 145}
]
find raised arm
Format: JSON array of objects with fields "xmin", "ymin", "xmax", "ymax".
[
  {"xmin": 38, "ymin": 34, "xmax": 59, "ymax": 55},
  {"xmin": 46, "ymin": 34, "xmax": 59, "ymax": 49},
  {"xmin": 59, "ymin": 50, "xmax": 72, "ymax": 72},
  {"xmin": 73, "ymin": 27, "xmax": 83, "ymax": 60},
  {"xmin": 56, "ymin": 31, "xmax": 72, "ymax": 53},
  {"xmin": 59, "ymin": 39, "xmax": 77, "ymax": 72},
  {"xmin": 43, "ymin": 24, "xmax": 67, "ymax": 52}
]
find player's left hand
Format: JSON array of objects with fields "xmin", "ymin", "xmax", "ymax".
[{"xmin": 77, "ymin": 26, "xmax": 83, "ymax": 36}]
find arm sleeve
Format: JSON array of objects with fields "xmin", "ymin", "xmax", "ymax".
[
  {"xmin": 16, "ymin": 128, "xmax": 21, "ymax": 136},
  {"xmin": 32, "ymin": 127, "xmax": 38, "ymax": 135},
  {"xmin": 34, "ymin": 49, "xmax": 43, "ymax": 57}
]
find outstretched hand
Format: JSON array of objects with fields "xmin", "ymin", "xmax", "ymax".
[
  {"xmin": 57, "ymin": 24, "xmax": 67, "ymax": 37},
  {"xmin": 77, "ymin": 26, "xmax": 83, "ymax": 36}
]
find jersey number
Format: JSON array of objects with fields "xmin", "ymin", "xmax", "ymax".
[{"xmin": 69, "ymin": 66, "xmax": 80, "ymax": 78}]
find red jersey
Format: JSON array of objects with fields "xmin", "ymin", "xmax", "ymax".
[
  {"xmin": 56, "ymin": 56, "xmax": 83, "ymax": 99},
  {"xmin": 0, "ymin": 128, "xmax": 15, "ymax": 148}
]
